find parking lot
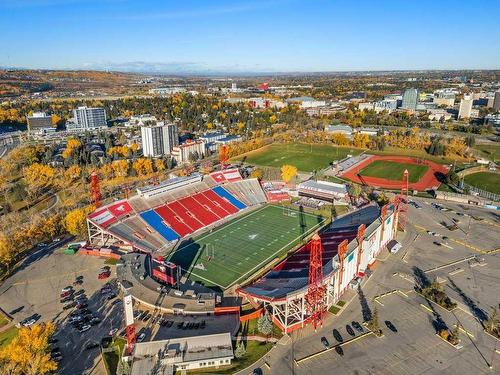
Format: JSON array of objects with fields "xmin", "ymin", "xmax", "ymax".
[
  {"xmin": 0, "ymin": 244, "xmax": 122, "ymax": 375},
  {"xmin": 248, "ymin": 198, "xmax": 500, "ymax": 375}
]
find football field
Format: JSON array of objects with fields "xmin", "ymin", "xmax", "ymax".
[{"xmin": 166, "ymin": 205, "xmax": 326, "ymax": 289}]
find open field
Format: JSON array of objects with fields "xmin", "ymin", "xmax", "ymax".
[
  {"xmin": 464, "ymin": 172, "xmax": 500, "ymax": 194},
  {"xmin": 232, "ymin": 143, "xmax": 363, "ymax": 172},
  {"xmin": 0, "ymin": 326, "xmax": 18, "ymax": 349},
  {"xmin": 359, "ymin": 160, "xmax": 429, "ymax": 183},
  {"xmin": 167, "ymin": 205, "xmax": 325, "ymax": 289},
  {"xmin": 368, "ymin": 147, "xmax": 465, "ymax": 165},
  {"xmin": 473, "ymin": 143, "xmax": 500, "ymax": 161}
]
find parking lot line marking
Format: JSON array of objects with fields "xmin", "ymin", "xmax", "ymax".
[
  {"xmin": 11, "ymin": 268, "xmax": 93, "ymax": 286},
  {"xmin": 420, "ymin": 304, "xmax": 434, "ymax": 314}
]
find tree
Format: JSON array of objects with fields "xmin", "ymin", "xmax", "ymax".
[
  {"xmin": 352, "ymin": 133, "xmax": 370, "ymax": 148},
  {"xmin": 367, "ymin": 306, "xmax": 382, "ymax": 336},
  {"xmin": 485, "ymin": 307, "xmax": 499, "ymax": 338},
  {"xmin": 281, "ymin": 164, "xmax": 297, "ymax": 184},
  {"xmin": 250, "ymin": 168, "xmax": 263, "ymax": 180},
  {"xmin": 154, "ymin": 159, "xmax": 165, "ymax": 173},
  {"xmin": 257, "ymin": 312, "xmax": 273, "ymax": 337},
  {"xmin": 234, "ymin": 341, "xmax": 246, "ymax": 359},
  {"xmin": 0, "ymin": 232, "xmax": 14, "ymax": 271},
  {"xmin": 0, "ymin": 323, "xmax": 57, "ymax": 375},
  {"xmin": 23, "ymin": 163, "xmax": 55, "ymax": 200},
  {"xmin": 133, "ymin": 158, "xmax": 153, "ymax": 177},
  {"xmin": 64, "ymin": 165, "xmax": 82, "ymax": 181},
  {"xmin": 112, "ymin": 160, "xmax": 129, "ymax": 178},
  {"xmin": 449, "ymin": 324, "xmax": 460, "ymax": 345},
  {"xmin": 63, "ymin": 207, "xmax": 92, "ymax": 236},
  {"xmin": 331, "ymin": 133, "xmax": 350, "ymax": 146}
]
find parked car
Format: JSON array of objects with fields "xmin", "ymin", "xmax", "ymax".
[
  {"xmin": 107, "ymin": 293, "xmax": 117, "ymax": 300},
  {"xmin": 98, "ymin": 272, "xmax": 110, "ymax": 280},
  {"xmin": 321, "ymin": 337, "xmax": 330, "ymax": 348},
  {"xmin": 63, "ymin": 302, "xmax": 77, "ymax": 310},
  {"xmin": 78, "ymin": 324, "xmax": 91, "ymax": 333},
  {"xmin": 61, "ymin": 286, "xmax": 73, "ymax": 293},
  {"xmin": 109, "ymin": 328, "xmax": 118, "ymax": 336},
  {"xmin": 137, "ymin": 333, "xmax": 146, "ymax": 342},
  {"xmin": 85, "ymin": 341, "xmax": 100, "ymax": 350},
  {"xmin": 76, "ymin": 302, "xmax": 88, "ymax": 309},
  {"xmin": 352, "ymin": 321, "xmax": 363, "ymax": 332},
  {"xmin": 60, "ymin": 296, "xmax": 73, "ymax": 304},
  {"xmin": 60, "ymin": 290, "xmax": 73, "ymax": 298},
  {"xmin": 21, "ymin": 318, "xmax": 36, "ymax": 327}
]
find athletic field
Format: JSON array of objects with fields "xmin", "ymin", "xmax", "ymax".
[
  {"xmin": 359, "ymin": 160, "xmax": 429, "ymax": 183},
  {"xmin": 166, "ymin": 205, "xmax": 326, "ymax": 289},
  {"xmin": 233, "ymin": 143, "xmax": 362, "ymax": 172},
  {"xmin": 464, "ymin": 172, "xmax": 500, "ymax": 195}
]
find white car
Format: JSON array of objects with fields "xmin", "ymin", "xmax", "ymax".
[
  {"xmin": 21, "ymin": 318, "xmax": 36, "ymax": 327},
  {"xmin": 388, "ymin": 240, "xmax": 402, "ymax": 254},
  {"xmin": 109, "ymin": 328, "xmax": 118, "ymax": 336},
  {"xmin": 79, "ymin": 324, "xmax": 91, "ymax": 333},
  {"xmin": 137, "ymin": 333, "xmax": 146, "ymax": 342},
  {"xmin": 62, "ymin": 286, "xmax": 73, "ymax": 293}
]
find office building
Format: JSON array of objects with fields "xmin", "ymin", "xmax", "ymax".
[
  {"xmin": 26, "ymin": 112, "xmax": 53, "ymax": 134},
  {"xmin": 493, "ymin": 91, "xmax": 500, "ymax": 112},
  {"xmin": 141, "ymin": 122, "xmax": 179, "ymax": 157},
  {"xmin": 458, "ymin": 94, "xmax": 473, "ymax": 119},
  {"xmin": 401, "ymin": 88, "xmax": 419, "ymax": 110},
  {"xmin": 68, "ymin": 106, "xmax": 107, "ymax": 132},
  {"xmin": 433, "ymin": 89, "xmax": 456, "ymax": 107}
]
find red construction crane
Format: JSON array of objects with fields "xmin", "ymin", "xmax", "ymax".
[
  {"xmin": 305, "ymin": 233, "xmax": 325, "ymax": 330},
  {"xmin": 90, "ymin": 171, "xmax": 102, "ymax": 208}
]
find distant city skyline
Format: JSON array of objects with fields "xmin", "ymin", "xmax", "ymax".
[{"xmin": 1, "ymin": 0, "xmax": 500, "ymax": 73}]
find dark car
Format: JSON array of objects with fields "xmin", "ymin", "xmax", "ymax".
[
  {"xmin": 85, "ymin": 341, "xmax": 100, "ymax": 350},
  {"xmin": 73, "ymin": 279, "xmax": 83, "ymax": 286},
  {"xmin": 321, "ymin": 336, "xmax": 330, "ymax": 348},
  {"xmin": 352, "ymin": 321, "xmax": 363, "ymax": 332},
  {"xmin": 76, "ymin": 302, "xmax": 88, "ymax": 309},
  {"xmin": 143, "ymin": 313, "xmax": 151, "ymax": 322},
  {"xmin": 107, "ymin": 293, "xmax": 117, "ymax": 300},
  {"xmin": 90, "ymin": 317, "xmax": 101, "ymax": 325},
  {"xmin": 63, "ymin": 302, "xmax": 77, "ymax": 310},
  {"xmin": 346, "ymin": 325, "xmax": 355, "ymax": 336},
  {"xmin": 60, "ymin": 296, "xmax": 74, "ymax": 304},
  {"xmin": 333, "ymin": 329, "xmax": 343, "ymax": 342},
  {"xmin": 60, "ymin": 290, "xmax": 73, "ymax": 298},
  {"xmin": 385, "ymin": 320, "xmax": 397, "ymax": 332},
  {"xmin": 74, "ymin": 289, "xmax": 85, "ymax": 296}
]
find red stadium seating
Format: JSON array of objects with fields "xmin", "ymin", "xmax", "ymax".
[
  {"xmin": 167, "ymin": 201, "xmax": 204, "ymax": 232},
  {"xmin": 195, "ymin": 192, "xmax": 228, "ymax": 218},
  {"xmin": 178, "ymin": 196, "xmax": 220, "ymax": 226},
  {"xmin": 203, "ymin": 190, "xmax": 239, "ymax": 215},
  {"xmin": 155, "ymin": 205, "xmax": 192, "ymax": 237}
]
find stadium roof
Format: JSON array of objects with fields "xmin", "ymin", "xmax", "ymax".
[{"xmin": 298, "ymin": 179, "xmax": 347, "ymax": 195}]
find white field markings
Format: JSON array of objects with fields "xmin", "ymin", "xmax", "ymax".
[{"xmin": 179, "ymin": 204, "xmax": 326, "ymax": 289}]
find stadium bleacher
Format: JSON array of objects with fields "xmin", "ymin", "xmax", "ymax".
[{"xmin": 88, "ymin": 176, "xmax": 269, "ymax": 253}]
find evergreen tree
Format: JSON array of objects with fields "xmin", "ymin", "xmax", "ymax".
[
  {"xmin": 257, "ymin": 312, "xmax": 273, "ymax": 336},
  {"xmin": 234, "ymin": 341, "xmax": 246, "ymax": 359}
]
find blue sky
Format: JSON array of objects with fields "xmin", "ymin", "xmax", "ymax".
[{"xmin": 1, "ymin": 0, "xmax": 499, "ymax": 73}]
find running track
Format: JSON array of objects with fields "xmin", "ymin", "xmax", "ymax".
[{"xmin": 340, "ymin": 155, "xmax": 449, "ymax": 190}]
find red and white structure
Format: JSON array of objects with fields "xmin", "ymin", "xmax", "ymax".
[
  {"xmin": 123, "ymin": 293, "xmax": 136, "ymax": 355},
  {"xmin": 239, "ymin": 203, "xmax": 400, "ymax": 334}
]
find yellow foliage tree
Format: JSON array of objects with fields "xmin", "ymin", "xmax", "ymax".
[
  {"xmin": 250, "ymin": 168, "xmax": 264, "ymax": 180},
  {"xmin": 62, "ymin": 138, "xmax": 81, "ymax": 159},
  {"xmin": 0, "ymin": 323, "xmax": 57, "ymax": 375},
  {"xmin": 23, "ymin": 163, "xmax": 55, "ymax": 198},
  {"xmin": 133, "ymin": 158, "xmax": 154, "ymax": 177},
  {"xmin": 352, "ymin": 133, "xmax": 371, "ymax": 148},
  {"xmin": 281, "ymin": 164, "xmax": 298, "ymax": 184},
  {"xmin": 111, "ymin": 160, "xmax": 129, "ymax": 178},
  {"xmin": 331, "ymin": 133, "xmax": 350, "ymax": 146},
  {"xmin": 64, "ymin": 165, "xmax": 82, "ymax": 181},
  {"xmin": 154, "ymin": 159, "xmax": 165, "ymax": 173},
  {"xmin": 63, "ymin": 206, "xmax": 93, "ymax": 236},
  {"xmin": 0, "ymin": 232, "xmax": 13, "ymax": 269}
]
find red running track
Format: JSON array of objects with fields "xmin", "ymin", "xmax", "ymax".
[{"xmin": 340, "ymin": 155, "xmax": 449, "ymax": 191}]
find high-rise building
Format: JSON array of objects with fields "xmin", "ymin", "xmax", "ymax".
[
  {"xmin": 171, "ymin": 140, "xmax": 205, "ymax": 164},
  {"xmin": 68, "ymin": 106, "xmax": 107, "ymax": 132},
  {"xmin": 493, "ymin": 91, "xmax": 500, "ymax": 112},
  {"xmin": 401, "ymin": 88, "xmax": 419, "ymax": 110},
  {"xmin": 27, "ymin": 112, "xmax": 53, "ymax": 134},
  {"xmin": 141, "ymin": 122, "xmax": 179, "ymax": 157},
  {"xmin": 458, "ymin": 94, "xmax": 473, "ymax": 119}
]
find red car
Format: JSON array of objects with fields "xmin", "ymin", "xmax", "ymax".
[
  {"xmin": 60, "ymin": 290, "xmax": 73, "ymax": 298},
  {"xmin": 98, "ymin": 272, "xmax": 110, "ymax": 280}
]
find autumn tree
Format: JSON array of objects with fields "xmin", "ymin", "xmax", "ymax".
[
  {"xmin": 112, "ymin": 160, "xmax": 129, "ymax": 178},
  {"xmin": 23, "ymin": 163, "xmax": 55, "ymax": 200},
  {"xmin": 0, "ymin": 232, "xmax": 13, "ymax": 271},
  {"xmin": 281, "ymin": 164, "xmax": 298, "ymax": 184},
  {"xmin": 63, "ymin": 206, "xmax": 93, "ymax": 236},
  {"xmin": 0, "ymin": 323, "xmax": 57, "ymax": 375},
  {"xmin": 133, "ymin": 158, "xmax": 153, "ymax": 177},
  {"xmin": 352, "ymin": 133, "xmax": 370, "ymax": 149},
  {"xmin": 250, "ymin": 168, "xmax": 264, "ymax": 180},
  {"xmin": 331, "ymin": 133, "xmax": 350, "ymax": 146},
  {"xmin": 64, "ymin": 165, "xmax": 82, "ymax": 182}
]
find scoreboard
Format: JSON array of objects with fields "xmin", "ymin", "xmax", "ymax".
[{"xmin": 150, "ymin": 256, "xmax": 177, "ymax": 286}]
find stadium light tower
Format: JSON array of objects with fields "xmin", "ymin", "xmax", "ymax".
[
  {"xmin": 90, "ymin": 171, "xmax": 102, "ymax": 208},
  {"xmin": 123, "ymin": 293, "xmax": 136, "ymax": 355},
  {"xmin": 305, "ymin": 233, "xmax": 325, "ymax": 330}
]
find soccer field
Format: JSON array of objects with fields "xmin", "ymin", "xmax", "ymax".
[
  {"xmin": 166, "ymin": 205, "xmax": 326, "ymax": 289},
  {"xmin": 464, "ymin": 172, "xmax": 500, "ymax": 195},
  {"xmin": 359, "ymin": 160, "xmax": 429, "ymax": 183},
  {"xmin": 233, "ymin": 143, "xmax": 362, "ymax": 172}
]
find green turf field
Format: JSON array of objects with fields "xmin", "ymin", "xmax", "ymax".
[
  {"xmin": 233, "ymin": 143, "xmax": 362, "ymax": 172},
  {"xmin": 167, "ymin": 205, "xmax": 325, "ymax": 289},
  {"xmin": 464, "ymin": 172, "xmax": 500, "ymax": 194},
  {"xmin": 359, "ymin": 160, "xmax": 429, "ymax": 183}
]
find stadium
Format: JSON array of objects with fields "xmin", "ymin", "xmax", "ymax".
[{"xmin": 86, "ymin": 168, "xmax": 400, "ymax": 332}]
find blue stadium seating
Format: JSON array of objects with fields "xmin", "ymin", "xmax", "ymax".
[
  {"xmin": 212, "ymin": 186, "xmax": 247, "ymax": 210},
  {"xmin": 140, "ymin": 210, "xmax": 180, "ymax": 241}
]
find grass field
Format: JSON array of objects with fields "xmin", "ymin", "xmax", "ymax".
[
  {"xmin": 473, "ymin": 143, "xmax": 500, "ymax": 161},
  {"xmin": 359, "ymin": 160, "xmax": 429, "ymax": 183},
  {"xmin": 167, "ymin": 205, "xmax": 325, "ymax": 289},
  {"xmin": 233, "ymin": 143, "xmax": 362, "ymax": 172},
  {"xmin": 464, "ymin": 172, "xmax": 500, "ymax": 194},
  {"xmin": 0, "ymin": 326, "xmax": 18, "ymax": 349}
]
